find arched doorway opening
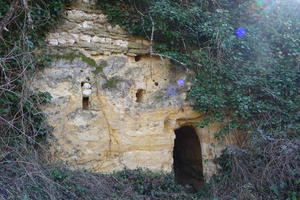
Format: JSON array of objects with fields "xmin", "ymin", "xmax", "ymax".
[{"xmin": 173, "ymin": 125, "xmax": 204, "ymax": 192}]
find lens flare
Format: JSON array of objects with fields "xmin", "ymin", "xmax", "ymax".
[
  {"xmin": 167, "ymin": 88, "xmax": 177, "ymax": 96},
  {"xmin": 177, "ymin": 79, "xmax": 185, "ymax": 86},
  {"xmin": 257, "ymin": 0, "xmax": 266, "ymax": 6},
  {"xmin": 255, "ymin": 0, "xmax": 276, "ymax": 8},
  {"xmin": 246, "ymin": 0, "xmax": 277, "ymax": 23},
  {"xmin": 236, "ymin": 28, "xmax": 247, "ymax": 37},
  {"xmin": 257, "ymin": 0, "xmax": 273, "ymax": 6}
]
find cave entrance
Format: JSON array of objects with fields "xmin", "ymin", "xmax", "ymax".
[{"xmin": 173, "ymin": 126, "xmax": 204, "ymax": 192}]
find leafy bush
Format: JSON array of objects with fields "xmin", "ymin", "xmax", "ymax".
[
  {"xmin": 189, "ymin": 0, "xmax": 300, "ymax": 140},
  {"xmin": 0, "ymin": 158, "xmax": 197, "ymax": 200},
  {"xmin": 114, "ymin": 168, "xmax": 188, "ymax": 198}
]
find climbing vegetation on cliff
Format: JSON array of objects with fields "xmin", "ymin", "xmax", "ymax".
[
  {"xmin": 97, "ymin": 0, "xmax": 300, "ymax": 140},
  {"xmin": 97, "ymin": 0, "xmax": 300, "ymax": 199}
]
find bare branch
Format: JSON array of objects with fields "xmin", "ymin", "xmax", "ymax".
[
  {"xmin": 22, "ymin": 0, "xmax": 33, "ymax": 29},
  {"xmin": 149, "ymin": 14, "xmax": 155, "ymax": 56},
  {"xmin": 0, "ymin": 0, "xmax": 21, "ymax": 39},
  {"xmin": 151, "ymin": 53, "xmax": 186, "ymax": 66}
]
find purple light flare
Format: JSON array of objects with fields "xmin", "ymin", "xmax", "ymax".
[
  {"xmin": 167, "ymin": 88, "xmax": 177, "ymax": 96},
  {"xmin": 236, "ymin": 28, "xmax": 247, "ymax": 37},
  {"xmin": 177, "ymin": 79, "xmax": 185, "ymax": 86}
]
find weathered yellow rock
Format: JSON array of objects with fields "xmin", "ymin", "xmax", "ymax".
[{"xmin": 32, "ymin": 0, "xmax": 240, "ymax": 181}]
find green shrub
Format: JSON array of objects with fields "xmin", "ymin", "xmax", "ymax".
[{"xmin": 102, "ymin": 77, "xmax": 122, "ymax": 89}]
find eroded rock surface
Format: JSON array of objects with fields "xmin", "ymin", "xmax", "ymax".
[{"xmin": 32, "ymin": 0, "xmax": 239, "ymax": 180}]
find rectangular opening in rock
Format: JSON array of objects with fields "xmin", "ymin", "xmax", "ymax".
[
  {"xmin": 136, "ymin": 89, "xmax": 145, "ymax": 103},
  {"xmin": 173, "ymin": 125, "xmax": 204, "ymax": 192},
  {"xmin": 82, "ymin": 97, "xmax": 89, "ymax": 110}
]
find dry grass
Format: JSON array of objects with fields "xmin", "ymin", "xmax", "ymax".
[{"xmin": 210, "ymin": 139, "xmax": 300, "ymax": 200}]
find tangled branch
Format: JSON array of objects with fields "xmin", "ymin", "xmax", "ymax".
[{"xmin": 213, "ymin": 139, "xmax": 300, "ymax": 200}]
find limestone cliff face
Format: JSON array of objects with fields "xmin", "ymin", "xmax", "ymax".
[{"xmin": 32, "ymin": 0, "xmax": 237, "ymax": 180}]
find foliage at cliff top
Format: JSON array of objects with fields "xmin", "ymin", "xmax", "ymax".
[{"xmin": 97, "ymin": 0, "xmax": 300, "ymax": 141}]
